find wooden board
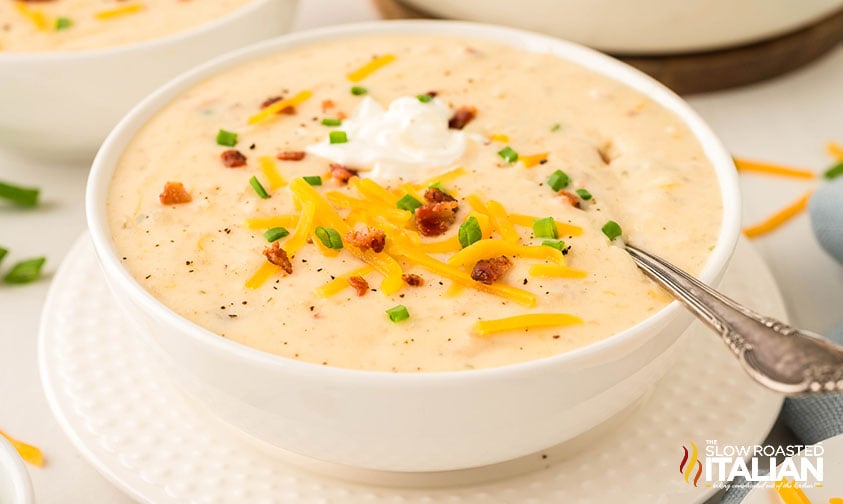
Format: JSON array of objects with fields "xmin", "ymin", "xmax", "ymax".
[{"xmin": 373, "ymin": 0, "xmax": 843, "ymax": 95}]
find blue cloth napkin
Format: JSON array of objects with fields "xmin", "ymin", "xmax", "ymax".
[{"xmin": 722, "ymin": 179, "xmax": 843, "ymax": 503}]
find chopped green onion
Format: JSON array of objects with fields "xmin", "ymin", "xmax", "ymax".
[
  {"xmin": 3, "ymin": 257, "xmax": 46, "ymax": 284},
  {"xmin": 55, "ymin": 17, "xmax": 72, "ymax": 30},
  {"xmin": 263, "ymin": 227, "xmax": 289, "ymax": 242},
  {"xmin": 823, "ymin": 161, "xmax": 843, "ymax": 180},
  {"xmin": 0, "ymin": 247, "xmax": 7, "ymax": 266},
  {"xmin": 314, "ymin": 226, "xmax": 343, "ymax": 249},
  {"xmin": 602, "ymin": 220, "xmax": 623, "ymax": 241},
  {"xmin": 458, "ymin": 216, "xmax": 483, "ymax": 248},
  {"xmin": 350, "ymin": 86, "xmax": 368, "ymax": 96},
  {"xmin": 541, "ymin": 239, "xmax": 566, "ymax": 251},
  {"xmin": 575, "ymin": 188, "xmax": 592, "ymax": 200},
  {"xmin": 417, "ymin": 94, "xmax": 434, "ymax": 103},
  {"xmin": 550, "ymin": 123, "xmax": 562, "ymax": 132},
  {"xmin": 386, "ymin": 304, "xmax": 410, "ymax": 322},
  {"xmin": 497, "ymin": 146, "xmax": 519, "ymax": 163},
  {"xmin": 329, "ymin": 131, "xmax": 348, "ymax": 144},
  {"xmin": 249, "ymin": 176, "xmax": 270, "ymax": 199},
  {"xmin": 302, "ymin": 175, "xmax": 322, "ymax": 186},
  {"xmin": 547, "ymin": 170, "xmax": 570, "ymax": 191},
  {"xmin": 0, "ymin": 181, "xmax": 39, "ymax": 207},
  {"xmin": 321, "ymin": 118, "xmax": 342, "ymax": 126},
  {"xmin": 396, "ymin": 194, "xmax": 423, "ymax": 213},
  {"xmin": 428, "ymin": 181, "xmax": 445, "ymax": 192},
  {"xmin": 532, "ymin": 217, "xmax": 558, "ymax": 239},
  {"xmin": 216, "ymin": 129, "xmax": 238, "ymax": 147}
]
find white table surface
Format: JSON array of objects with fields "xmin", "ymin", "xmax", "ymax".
[{"xmin": 1, "ymin": 1, "xmax": 842, "ymax": 502}]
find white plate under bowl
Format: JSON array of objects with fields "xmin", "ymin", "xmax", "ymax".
[
  {"xmin": 0, "ymin": 435, "xmax": 35, "ymax": 504},
  {"xmin": 40, "ymin": 233, "xmax": 783, "ymax": 503}
]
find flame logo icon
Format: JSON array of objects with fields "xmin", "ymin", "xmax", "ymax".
[{"xmin": 680, "ymin": 441, "xmax": 703, "ymax": 487}]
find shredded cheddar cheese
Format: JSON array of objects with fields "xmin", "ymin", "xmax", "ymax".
[
  {"xmin": 245, "ymin": 261, "xmax": 279, "ymax": 289},
  {"xmin": 349, "ymin": 177, "xmax": 399, "ymax": 206},
  {"xmin": 284, "ymin": 199, "xmax": 317, "ymax": 257},
  {"xmin": 258, "ymin": 156, "xmax": 286, "ymax": 189},
  {"xmin": 415, "ymin": 167, "xmax": 467, "ymax": 190},
  {"xmin": 519, "ymin": 152, "xmax": 548, "ymax": 168},
  {"xmin": 508, "ymin": 213, "xmax": 583, "ymax": 237},
  {"xmin": 828, "ymin": 141, "xmax": 843, "ymax": 160},
  {"xmin": 325, "ymin": 192, "xmax": 412, "ymax": 224},
  {"xmin": 14, "ymin": 3, "xmax": 50, "ymax": 31},
  {"xmin": 448, "ymin": 239, "xmax": 565, "ymax": 267},
  {"xmin": 489, "ymin": 133, "xmax": 510, "ymax": 143},
  {"xmin": 743, "ymin": 190, "xmax": 812, "ymax": 238},
  {"xmin": 248, "ymin": 90, "xmax": 313, "ymax": 125},
  {"xmin": 0, "ymin": 429, "xmax": 44, "ymax": 467},
  {"xmin": 245, "ymin": 215, "xmax": 299, "ymax": 230},
  {"xmin": 485, "ymin": 199, "xmax": 521, "ymax": 243},
  {"xmin": 473, "ymin": 313, "xmax": 583, "ymax": 336},
  {"xmin": 390, "ymin": 241, "xmax": 536, "ymax": 306},
  {"xmin": 733, "ymin": 157, "xmax": 816, "ymax": 179},
  {"xmin": 315, "ymin": 266, "xmax": 374, "ymax": 297},
  {"xmin": 347, "ymin": 54, "xmax": 397, "ymax": 82},
  {"xmin": 529, "ymin": 264, "xmax": 588, "ymax": 279},
  {"xmin": 290, "ymin": 178, "xmax": 405, "ymax": 294},
  {"xmin": 94, "ymin": 3, "xmax": 144, "ymax": 20},
  {"xmin": 774, "ymin": 478, "xmax": 812, "ymax": 504}
]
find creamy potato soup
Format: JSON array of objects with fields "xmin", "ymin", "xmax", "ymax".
[
  {"xmin": 107, "ymin": 35, "xmax": 722, "ymax": 372},
  {"xmin": 0, "ymin": 0, "xmax": 252, "ymax": 52}
]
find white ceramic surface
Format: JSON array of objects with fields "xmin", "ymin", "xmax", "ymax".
[
  {"xmin": 0, "ymin": 0, "xmax": 296, "ymax": 160},
  {"xmin": 399, "ymin": 0, "xmax": 843, "ymax": 55},
  {"xmin": 85, "ymin": 21, "xmax": 741, "ymax": 472},
  {"xmin": 741, "ymin": 433, "xmax": 843, "ymax": 503},
  {"xmin": 40, "ymin": 234, "xmax": 783, "ymax": 503},
  {"xmin": 0, "ymin": 436, "xmax": 34, "ymax": 504}
]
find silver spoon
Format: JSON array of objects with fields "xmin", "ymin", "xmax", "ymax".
[{"xmin": 625, "ymin": 244, "xmax": 843, "ymax": 396}]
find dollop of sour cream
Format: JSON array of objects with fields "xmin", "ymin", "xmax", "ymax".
[{"xmin": 306, "ymin": 96, "xmax": 466, "ymax": 180}]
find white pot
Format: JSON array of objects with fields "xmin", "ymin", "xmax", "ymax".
[{"xmin": 0, "ymin": 436, "xmax": 35, "ymax": 504}]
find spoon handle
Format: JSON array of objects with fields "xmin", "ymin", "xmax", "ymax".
[{"xmin": 625, "ymin": 244, "xmax": 843, "ymax": 395}]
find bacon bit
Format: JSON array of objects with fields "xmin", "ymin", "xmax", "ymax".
[
  {"xmin": 321, "ymin": 99, "xmax": 336, "ymax": 112},
  {"xmin": 260, "ymin": 96, "xmax": 295, "ymax": 114},
  {"xmin": 448, "ymin": 106, "xmax": 477, "ymax": 130},
  {"xmin": 348, "ymin": 276, "xmax": 369, "ymax": 296},
  {"xmin": 424, "ymin": 187, "xmax": 456, "ymax": 204},
  {"xmin": 159, "ymin": 182, "xmax": 192, "ymax": 205},
  {"xmin": 345, "ymin": 227, "xmax": 386, "ymax": 253},
  {"xmin": 262, "ymin": 242, "xmax": 293, "ymax": 274},
  {"xmin": 557, "ymin": 190, "xmax": 582, "ymax": 208},
  {"xmin": 402, "ymin": 273, "xmax": 424, "ymax": 286},
  {"xmin": 221, "ymin": 149, "xmax": 247, "ymax": 168},
  {"xmin": 276, "ymin": 151, "xmax": 306, "ymax": 161},
  {"xmin": 471, "ymin": 256, "xmax": 513, "ymax": 285},
  {"xmin": 330, "ymin": 163, "xmax": 358, "ymax": 184},
  {"xmin": 415, "ymin": 201, "xmax": 459, "ymax": 236}
]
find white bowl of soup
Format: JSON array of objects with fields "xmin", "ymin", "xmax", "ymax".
[
  {"xmin": 87, "ymin": 21, "xmax": 740, "ymax": 472},
  {"xmin": 0, "ymin": 0, "xmax": 296, "ymax": 160}
]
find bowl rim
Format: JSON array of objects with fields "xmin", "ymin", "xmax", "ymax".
[
  {"xmin": 0, "ymin": 436, "xmax": 34, "ymax": 504},
  {"xmin": 0, "ymin": 0, "xmax": 284, "ymax": 61},
  {"xmin": 86, "ymin": 19, "xmax": 741, "ymax": 384}
]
